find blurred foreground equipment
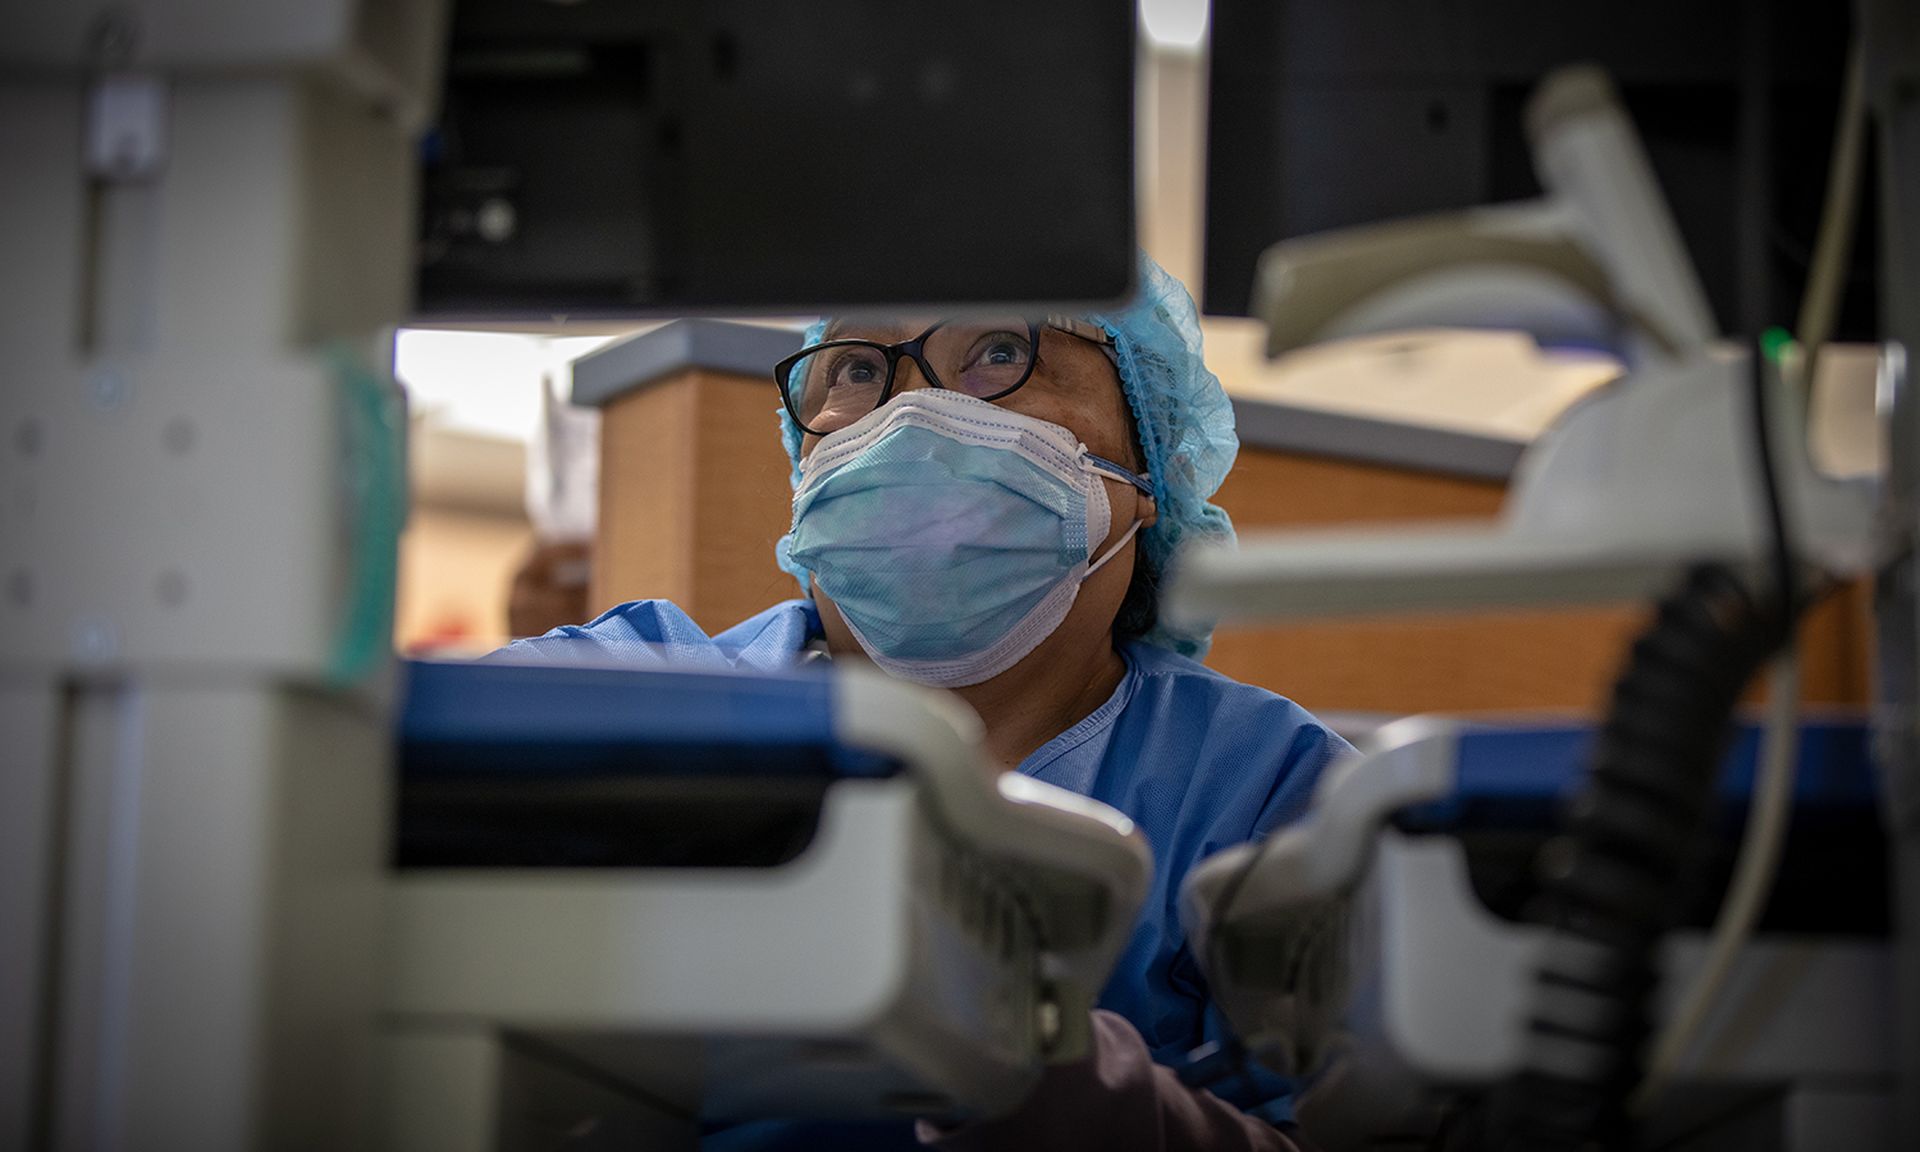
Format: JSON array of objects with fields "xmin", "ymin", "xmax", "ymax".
[
  {"xmin": 1173, "ymin": 50, "xmax": 1916, "ymax": 1149},
  {"xmin": 0, "ymin": 1, "xmax": 1145, "ymax": 1147}
]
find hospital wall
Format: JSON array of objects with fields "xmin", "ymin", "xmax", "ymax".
[{"xmin": 394, "ymin": 423, "xmax": 534, "ymax": 653}]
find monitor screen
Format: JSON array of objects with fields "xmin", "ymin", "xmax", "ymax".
[
  {"xmin": 415, "ymin": 0, "xmax": 1137, "ymax": 319},
  {"xmin": 1204, "ymin": 0, "xmax": 1878, "ymax": 341}
]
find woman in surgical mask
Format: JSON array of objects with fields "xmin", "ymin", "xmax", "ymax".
[
  {"xmin": 782, "ymin": 311, "xmax": 1161, "ymax": 767},
  {"xmin": 504, "ymin": 254, "xmax": 1347, "ymax": 1152}
]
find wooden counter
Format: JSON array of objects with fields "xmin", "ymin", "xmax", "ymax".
[
  {"xmin": 1205, "ymin": 447, "xmax": 1869, "ymax": 714},
  {"xmin": 573, "ymin": 321, "xmax": 1869, "ymax": 715}
]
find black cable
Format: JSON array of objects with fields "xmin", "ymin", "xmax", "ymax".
[
  {"xmin": 1185, "ymin": 855, "xmax": 1269, "ymax": 1099},
  {"xmin": 1488, "ymin": 339, "xmax": 1808, "ymax": 1149},
  {"xmin": 1203, "ymin": 343, "xmax": 1810, "ymax": 1146},
  {"xmin": 1194, "ymin": 792, "xmax": 1296, "ymax": 1094},
  {"xmin": 1205, "ymin": 843, "xmax": 1264, "ymax": 960},
  {"xmin": 1488, "ymin": 564, "xmax": 1781, "ymax": 1150},
  {"xmin": 1187, "ymin": 822, "xmax": 1304, "ymax": 1115}
]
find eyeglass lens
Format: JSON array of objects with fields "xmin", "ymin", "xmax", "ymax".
[{"xmin": 789, "ymin": 318, "xmax": 1033, "ymax": 434}]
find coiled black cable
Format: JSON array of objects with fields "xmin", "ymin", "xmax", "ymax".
[
  {"xmin": 1485, "ymin": 342, "xmax": 1803, "ymax": 1150},
  {"xmin": 1484, "ymin": 565, "xmax": 1785, "ymax": 1150}
]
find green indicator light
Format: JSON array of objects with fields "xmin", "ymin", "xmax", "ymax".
[{"xmin": 1760, "ymin": 325, "xmax": 1796, "ymax": 364}]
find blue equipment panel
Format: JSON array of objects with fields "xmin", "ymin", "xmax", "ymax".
[
  {"xmin": 1389, "ymin": 718, "xmax": 1886, "ymax": 936},
  {"xmin": 399, "ymin": 658, "xmax": 900, "ymax": 780},
  {"xmin": 395, "ymin": 659, "xmax": 902, "ymax": 869},
  {"xmin": 1395, "ymin": 718, "xmax": 1877, "ymax": 832}
]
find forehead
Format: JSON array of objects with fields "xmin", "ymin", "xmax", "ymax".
[
  {"xmin": 821, "ymin": 315, "xmax": 937, "ymax": 342},
  {"xmin": 822, "ymin": 314, "xmax": 1053, "ymax": 342}
]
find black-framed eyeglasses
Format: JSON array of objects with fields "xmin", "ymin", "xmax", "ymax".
[{"xmin": 774, "ymin": 315, "xmax": 1118, "ymax": 437}]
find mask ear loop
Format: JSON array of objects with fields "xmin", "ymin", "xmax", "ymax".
[
  {"xmin": 1081, "ymin": 451, "xmax": 1155, "ymax": 578},
  {"xmin": 1086, "ymin": 516, "xmax": 1144, "ymax": 577}
]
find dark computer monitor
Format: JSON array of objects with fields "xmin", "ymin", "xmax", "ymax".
[
  {"xmin": 1204, "ymin": 0, "xmax": 1879, "ymax": 341},
  {"xmin": 415, "ymin": 0, "xmax": 1137, "ymax": 320}
]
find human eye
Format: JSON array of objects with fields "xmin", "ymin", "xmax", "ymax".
[
  {"xmin": 967, "ymin": 330, "xmax": 1032, "ymax": 370},
  {"xmin": 826, "ymin": 347, "xmax": 886, "ymax": 390}
]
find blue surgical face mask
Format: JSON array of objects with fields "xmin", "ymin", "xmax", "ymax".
[{"xmin": 787, "ymin": 390, "xmax": 1152, "ymax": 688}]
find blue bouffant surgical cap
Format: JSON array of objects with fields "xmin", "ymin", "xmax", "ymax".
[{"xmin": 774, "ymin": 251, "xmax": 1239, "ymax": 658}]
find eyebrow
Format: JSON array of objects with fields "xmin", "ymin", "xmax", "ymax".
[{"xmin": 818, "ymin": 317, "xmax": 930, "ymax": 343}]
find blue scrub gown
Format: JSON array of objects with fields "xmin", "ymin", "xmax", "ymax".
[{"xmin": 498, "ymin": 599, "xmax": 1352, "ymax": 1147}]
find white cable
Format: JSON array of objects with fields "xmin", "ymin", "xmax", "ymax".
[
  {"xmin": 1796, "ymin": 38, "xmax": 1868, "ymax": 379},
  {"xmin": 1632, "ymin": 650, "xmax": 1800, "ymax": 1113},
  {"xmin": 1634, "ymin": 31, "xmax": 1868, "ymax": 1115}
]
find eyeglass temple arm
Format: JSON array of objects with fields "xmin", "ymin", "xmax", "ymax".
[
  {"xmin": 1046, "ymin": 315, "xmax": 1117, "ymax": 349},
  {"xmin": 1085, "ymin": 452, "xmax": 1155, "ymax": 497}
]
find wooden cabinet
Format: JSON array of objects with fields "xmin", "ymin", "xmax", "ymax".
[
  {"xmin": 1207, "ymin": 448, "xmax": 1869, "ymax": 714},
  {"xmin": 578, "ymin": 321, "xmax": 1869, "ymax": 715}
]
